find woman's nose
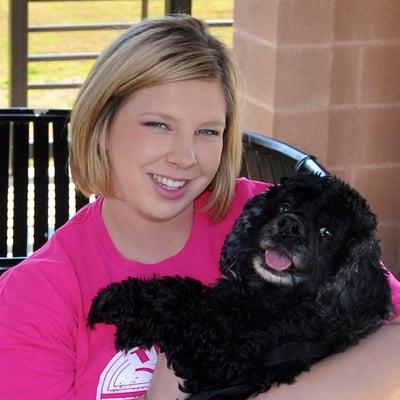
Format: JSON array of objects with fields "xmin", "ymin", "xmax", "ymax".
[{"xmin": 165, "ymin": 136, "xmax": 197, "ymax": 168}]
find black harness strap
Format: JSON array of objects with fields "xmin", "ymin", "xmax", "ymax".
[
  {"xmin": 187, "ymin": 341, "xmax": 331, "ymax": 400},
  {"xmin": 188, "ymin": 384, "xmax": 249, "ymax": 400},
  {"xmin": 264, "ymin": 341, "xmax": 331, "ymax": 367}
]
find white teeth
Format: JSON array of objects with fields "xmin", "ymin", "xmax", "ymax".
[{"xmin": 152, "ymin": 174, "xmax": 187, "ymax": 190}]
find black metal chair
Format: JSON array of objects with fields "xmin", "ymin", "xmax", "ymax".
[
  {"xmin": 241, "ymin": 131, "xmax": 328, "ymax": 182},
  {"xmin": 0, "ymin": 108, "xmax": 328, "ymax": 275}
]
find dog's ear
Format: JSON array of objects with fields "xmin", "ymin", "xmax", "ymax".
[
  {"xmin": 316, "ymin": 228, "xmax": 393, "ymax": 349},
  {"xmin": 220, "ymin": 187, "xmax": 278, "ymax": 275}
]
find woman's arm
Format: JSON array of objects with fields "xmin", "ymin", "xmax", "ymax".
[
  {"xmin": 0, "ymin": 265, "xmax": 76, "ymax": 400},
  {"xmin": 256, "ymin": 317, "xmax": 400, "ymax": 400},
  {"xmin": 143, "ymin": 320, "xmax": 400, "ymax": 400},
  {"xmin": 259, "ymin": 271, "xmax": 400, "ymax": 400},
  {"xmin": 143, "ymin": 270, "xmax": 400, "ymax": 400}
]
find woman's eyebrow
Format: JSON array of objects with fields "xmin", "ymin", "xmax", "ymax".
[
  {"xmin": 138, "ymin": 112, "xmax": 175, "ymax": 120},
  {"xmin": 139, "ymin": 112, "xmax": 225, "ymax": 127}
]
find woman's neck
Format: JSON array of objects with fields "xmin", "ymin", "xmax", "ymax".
[{"xmin": 101, "ymin": 197, "xmax": 194, "ymax": 263}]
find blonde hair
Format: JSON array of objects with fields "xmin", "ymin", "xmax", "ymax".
[{"xmin": 69, "ymin": 14, "xmax": 243, "ymax": 221}]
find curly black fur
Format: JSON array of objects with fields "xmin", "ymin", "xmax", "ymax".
[{"xmin": 88, "ymin": 174, "xmax": 393, "ymax": 400}]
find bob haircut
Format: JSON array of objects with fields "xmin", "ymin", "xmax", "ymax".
[{"xmin": 69, "ymin": 14, "xmax": 243, "ymax": 221}]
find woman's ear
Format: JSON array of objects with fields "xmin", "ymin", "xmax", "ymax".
[{"xmin": 316, "ymin": 236, "xmax": 393, "ymax": 350}]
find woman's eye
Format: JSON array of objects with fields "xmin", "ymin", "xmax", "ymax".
[
  {"xmin": 143, "ymin": 121, "xmax": 169, "ymax": 130},
  {"xmin": 197, "ymin": 129, "xmax": 220, "ymax": 136},
  {"xmin": 279, "ymin": 203, "xmax": 291, "ymax": 213},
  {"xmin": 320, "ymin": 227, "xmax": 333, "ymax": 240}
]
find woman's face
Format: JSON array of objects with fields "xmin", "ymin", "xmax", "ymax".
[{"xmin": 106, "ymin": 79, "xmax": 226, "ymax": 222}]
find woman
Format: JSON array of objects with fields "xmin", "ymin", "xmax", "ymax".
[{"xmin": 0, "ymin": 15, "xmax": 399, "ymax": 400}]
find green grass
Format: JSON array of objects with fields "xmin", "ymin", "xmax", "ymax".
[{"xmin": 0, "ymin": 0, "xmax": 233, "ymax": 108}]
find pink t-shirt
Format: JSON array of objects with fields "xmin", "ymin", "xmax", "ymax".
[
  {"xmin": 0, "ymin": 178, "xmax": 399, "ymax": 400},
  {"xmin": 0, "ymin": 178, "xmax": 268, "ymax": 399}
]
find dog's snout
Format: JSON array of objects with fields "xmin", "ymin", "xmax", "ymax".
[{"xmin": 277, "ymin": 215, "xmax": 305, "ymax": 238}]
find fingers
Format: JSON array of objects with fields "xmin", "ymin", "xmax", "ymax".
[{"xmin": 145, "ymin": 353, "xmax": 189, "ymax": 400}]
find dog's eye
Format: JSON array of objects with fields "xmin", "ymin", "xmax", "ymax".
[
  {"xmin": 320, "ymin": 227, "xmax": 333, "ymax": 240},
  {"xmin": 279, "ymin": 203, "xmax": 291, "ymax": 213}
]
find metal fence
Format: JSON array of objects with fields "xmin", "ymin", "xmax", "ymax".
[{"xmin": 9, "ymin": 0, "xmax": 233, "ymax": 106}]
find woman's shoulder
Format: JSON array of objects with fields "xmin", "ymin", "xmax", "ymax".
[
  {"xmin": 0, "ymin": 198, "xmax": 102, "ymax": 294},
  {"xmin": 55, "ymin": 196, "xmax": 101, "ymax": 235},
  {"xmin": 208, "ymin": 178, "xmax": 271, "ymax": 228},
  {"xmin": 0, "ymin": 250, "xmax": 82, "ymax": 327},
  {"xmin": 0, "ymin": 242, "xmax": 80, "ymax": 298},
  {"xmin": 233, "ymin": 177, "xmax": 271, "ymax": 205}
]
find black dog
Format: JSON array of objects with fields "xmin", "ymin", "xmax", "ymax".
[{"xmin": 88, "ymin": 174, "xmax": 393, "ymax": 400}]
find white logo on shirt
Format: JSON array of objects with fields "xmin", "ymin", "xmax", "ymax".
[{"xmin": 96, "ymin": 346, "xmax": 158, "ymax": 399}]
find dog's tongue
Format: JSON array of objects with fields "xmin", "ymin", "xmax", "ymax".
[{"xmin": 265, "ymin": 250, "xmax": 292, "ymax": 271}]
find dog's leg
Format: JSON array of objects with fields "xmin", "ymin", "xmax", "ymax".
[{"xmin": 88, "ymin": 276, "xmax": 205, "ymax": 351}]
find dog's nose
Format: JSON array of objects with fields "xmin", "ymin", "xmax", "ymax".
[{"xmin": 277, "ymin": 215, "xmax": 305, "ymax": 238}]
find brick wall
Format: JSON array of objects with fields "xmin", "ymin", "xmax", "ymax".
[{"xmin": 233, "ymin": 0, "xmax": 400, "ymax": 275}]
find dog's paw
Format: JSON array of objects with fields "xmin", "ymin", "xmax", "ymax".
[
  {"xmin": 87, "ymin": 282, "xmax": 135, "ymax": 328},
  {"xmin": 114, "ymin": 322, "xmax": 154, "ymax": 351}
]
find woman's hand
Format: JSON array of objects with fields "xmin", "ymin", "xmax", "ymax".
[{"xmin": 139, "ymin": 352, "xmax": 188, "ymax": 400}]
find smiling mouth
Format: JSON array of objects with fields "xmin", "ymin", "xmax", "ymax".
[{"xmin": 152, "ymin": 174, "xmax": 188, "ymax": 191}]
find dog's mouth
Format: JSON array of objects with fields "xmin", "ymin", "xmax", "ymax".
[
  {"xmin": 252, "ymin": 247, "xmax": 305, "ymax": 285},
  {"xmin": 264, "ymin": 249, "xmax": 293, "ymax": 272}
]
